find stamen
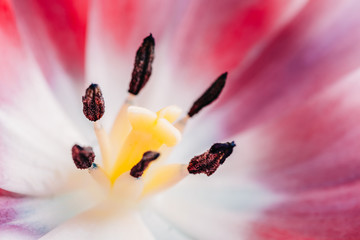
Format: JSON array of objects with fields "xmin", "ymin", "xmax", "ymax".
[
  {"xmin": 130, "ymin": 151, "xmax": 160, "ymax": 178},
  {"xmin": 188, "ymin": 72, "xmax": 227, "ymax": 117},
  {"xmin": 210, "ymin": 141, "xmax": 236, "ymax": 164},
  {"xmin": 82, "ymin": 84, "xmax": 105, "ymax": 121},
  {"xmin": 141, "ymin": 142, "xmax": 235, "ymax": 197},
  {"xmin": 141, "ymin": 164, "xmax": 188, "ymax": 197},
  {"xmin": 71, "ymin": 144, "xmax": 95, "ymax": 169},
  {"xmin": 81, "ymin": 84, "xmax": 112, "ymax": 171},
  {"xmin": 187, "ymin": 141, "xmax": 235, "ymax": 176},
  {"xmin": 88, "ymin": 163, "xmax": 111, "ymax": 190},
  {"xmin": 128, "ymin": 34, "xmax": 155, "ymax": 95},
  {"xmin": 93, "ymin": 122, "xmax": 113, "ymax": 172}
]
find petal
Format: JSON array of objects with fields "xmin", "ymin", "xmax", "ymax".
[
  {"xmin": 41, "ymin": 203, "xmax": 155, "ymax": 240},
  {"xmin": 87, "ymin": 0, "xmax": 183, "ymax": 54},
  {"xmin": 0, "ymin": 195, "xmax": 37, "ymax": 240},
  {"xmin": 253, "ymin": 70, "xmax": 360, "ymax": 193},
  {"xmin": 251, "ymin": 183, "xmax": 360, "ymax": 239},
  {"xmin": 11, "ymin": 0, "xmax": 88, "ymax": 82},
  {"xmin": 0, "ymin": 3, "xmax": 90, "ymax": 195},
  {"xmin": 9, "ymin": 0, "xmax": 90, "ymax": 131},
  {"xmin": 140, "ymin": 208, "xmax": 191, "ymax": 240},
  {"xmin": 171, "ymin": 0, "xmax": 307, "ymax": 82},
  {"xmin": 219, "ymin": 0, "xmax": 360, "ymax": 136},
  {"xmin": 148, "ymin": 174, "xmax": 281, "ymax": 239},
  {"xmin": 245, "ymin": 68, "xmax": 360, "ymax": 238},
  {"xmin": 85, "ymin": 0, "xmax": 185, "ymax": 128},
  {"xmin": 0, "ymin": 73, "xmax": 90, "ymax": 196},
  {"xmin": 0, "ymin": 188, "xmax": 100, "ymax": 239}
]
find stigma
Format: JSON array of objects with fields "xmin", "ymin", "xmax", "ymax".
[{"xmin": 71, "ymin": 34, "xmax": 235, "ymax": 202}]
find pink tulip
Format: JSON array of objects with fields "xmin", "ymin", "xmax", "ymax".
[{"xmin": 1, "ymin": 0, "xmax": 360, "ymax": 239}]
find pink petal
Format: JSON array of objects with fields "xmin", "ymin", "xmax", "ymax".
[
  {"xmin": 218, "ymin": 0, "xmax": 360, "ymax": 136},
  {"xmin": 89, "ymin": 0, "xmax": 176, "ymax": 53},
  {"xmin": 252, "ymin": 182, "xmax": 360, "ymax": 239},
  {"xmin": 0, "ymin": 189, "xmax": 21, "ymax": 226},
  {"xmin": 245, "ymin": 68, "xmax": 360, "ymax": 238},
  {"xmin": 8, "ymin": 0, "xmax": 91, "ymax": 128},
  {"xmin": 0, "ymin": 0, "xmax": 24, "ymax": 103},
  {"xmin": 171, "ymin": 0, "xmax": 306, "ymax": 81},
  {"xmin": 0, "ymin": 2, "xmax": 90, "ymax": 195},
  {"xmin": 85, "ymin": 0, "xmax": 192, "ymax": 126},
  {"xmin": 0, "ymin": 189, "xmax": 38, "ymax": 239},
  {"xmin": 254, "ymin": 74, "xmax": 360, "ymax": 193},
  {"xmin": 10, "ymin": 0, "xmax": 88, "ymax": 82}
]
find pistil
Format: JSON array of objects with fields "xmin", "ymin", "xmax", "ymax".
[
  {"xmin": 110, "ymin": 106, "xmax": 181, "ymax": 182},
  {"xmin": 71, "ymin": 34, "xmax": 236, "ymax": 206}
]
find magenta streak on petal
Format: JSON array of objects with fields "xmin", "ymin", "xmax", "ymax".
[
  {"xmin": 253, "ymin": 85, "xmax": 360, "ymax": 193},
  {"xmin": 244, "ymin": 68, "xmax": 360, "ymax": 238},
  {"xmin": 217, "ymin": 0, "xmax": 360, "ymax": 137},
  {"xmin": 0, "ymin": 189, "xmax": 48, "ymax": 238},
  {"xmin": 0, "ymin": 0, "xmax": 25, "ymax": 104},
  {"xmin": 172, "ymin": 0, "xmax": 305, "ymax": 82},
  {"xmin": 0, "ymin": 189, "xmax": 22, "ymax": 225},
  {"xmin": 0, "ymin": 188, "xmax": 24, "ymax": 198},
  {"xmin": 251, "ymin": 181, "xmax": 360, "ymax": 240},
  {"xmin": 0, "ymin": 208, "xmax": 16, "ymax": 225}
]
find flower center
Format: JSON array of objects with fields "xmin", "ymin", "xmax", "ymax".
[{"xmin": 71, "ymin": 34, "xmax": 235, "ymax": 204}]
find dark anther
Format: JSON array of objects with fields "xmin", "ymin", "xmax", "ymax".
[
  {"xmin": 82, "ymin": 84, "xmax": 105, "ymax": 121},
  {"xmin": 130, "ymin": 151, "xmax": 160, "ymax": 178},
  {"xmin": 71, "ymin": 144, "xmax": 95, "ymax": 169},
  {"xmin": 128, "ymin": 34, "xmax": 155, "ymax": 95},
  {"xmin": 210, "ymin": 141, "xmax": 236, "ymax": 164},
  {"xmin": 187, "ymin": 141, "xmax": 235, "ymax": 176},
  {"xmin": 188, "ymin": 72, "xmax": 227, "ymax": 117}
]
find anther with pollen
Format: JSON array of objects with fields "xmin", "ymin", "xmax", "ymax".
[
  {"xmin": 188, "ymin": 72, "xmax": 227, "ymax": 117},
  {"xmin": 71, "ymin": 144, "xmax": 95, "ymax": 169},
  {"xmin": 82, "ymin": 84, "xmax": 105, "ymax": 121},
  {"xmin": 128, "ymin": 34, "xmax": 155, "ymax": 95},
  {"xmin": 130, "ymin": 151, "xmax": 160, "ymax": 178},
  {"xmin": 188, "ymin": 141, "xmax": 235, "ymax": 176}
]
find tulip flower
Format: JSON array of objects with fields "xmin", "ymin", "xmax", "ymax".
[{"xmin": 1, "ymin": 0, "xmax": 360, "ymax": 239}]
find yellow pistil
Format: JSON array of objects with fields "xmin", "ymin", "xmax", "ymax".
[
  {"xmin": 110, "ymin": 106, "xmax": 182, "ymax": 183},
  {"xmin": 75, "ymin": 35, "xmax": 231, "ymax": 205}
]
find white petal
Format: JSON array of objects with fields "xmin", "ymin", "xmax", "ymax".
[
  {"xmin": 40, "ymin": 202, "xmax": 155, "ymax": 240},
  {"xmin": 150, "ymin": 174, "xmax": 282, "ymax": 240},
  {"xmin": 0, "ymin": 229, "xmax": 36, "ymax": 240},
  {"xmin": 140, "ymin": 208, "xmax": 191, "ymax": 240},
  {"xmin": 0, "ymin": 188, "xmax": 100, "ymax": 239},
  {"xmin": 0, "ymin": 57, "xmax": 91, "ymax": 196}
]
